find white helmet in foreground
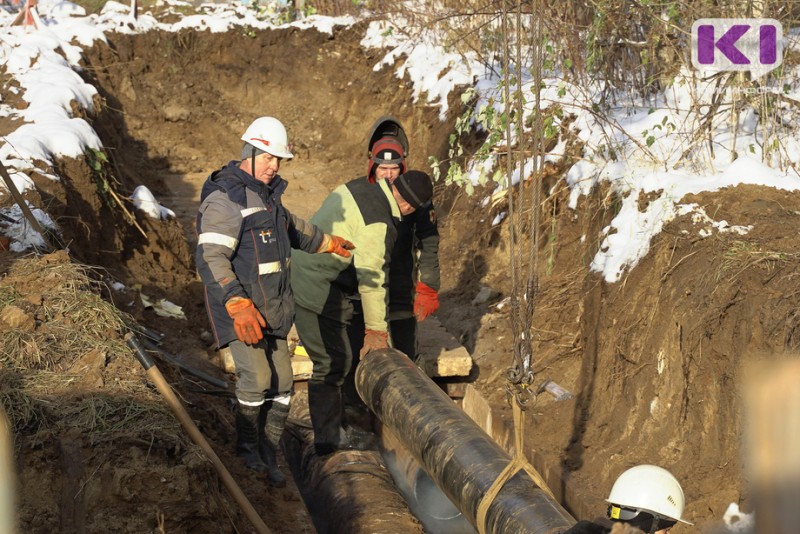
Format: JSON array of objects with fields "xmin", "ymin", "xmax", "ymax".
[
  {"xmin": 606, "ymin": 465, "xmax": 692, "ymax": 530},
  {"xmin": 241, "ymin": 117, "xmax": 293, "ymax": 159}
]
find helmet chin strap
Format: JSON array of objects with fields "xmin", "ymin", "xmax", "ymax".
[
  {"xmin": 647, "ymin": 515, "xmax": 665, "ymax": 534},
  {"xmin": 250, "ymin": 145, "xmax": 257, "ymax": 178}
]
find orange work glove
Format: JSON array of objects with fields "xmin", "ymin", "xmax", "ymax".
[
  {"xmin": 318, "ymin": 234, "xmax": 355, "ymax": 258},
  {"xmin": 414, "ymin": 281, "xmax": 439, "ymax": 322},
  {"xmin": 360, "ymin": 329, "xmax": 389, "ymax": 358},
  {"xmin": 225, "ymin": 297, "xmax": 266, "ymax": 345}
]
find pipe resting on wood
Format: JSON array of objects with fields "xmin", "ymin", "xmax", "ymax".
[{"xmin": 356, "ymin": 348, "xmax": 576, "ymax": 534}]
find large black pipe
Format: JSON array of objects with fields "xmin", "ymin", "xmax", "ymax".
[
  {"xmin": 356, "ymin": 348, "xmax": 575, "ymax": 534},
  {"xmin": 282, "ymin": 397, "xmax": 424, "ymax": 534}
]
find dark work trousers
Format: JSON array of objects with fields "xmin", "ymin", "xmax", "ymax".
[
  {"xmin": 294, "ymin": 299, "xmax": 356, "ymax": 450},
  {"xmin": 388, "ymin": 316, "xmax": 417, "ymax": 361},
  {"xmin": 343, "ymin": 298, "xmax": 366, "ymax": 410},
  {"xmin": 294, "ymin": 300, "xmax": 355, "ymax": 388}
]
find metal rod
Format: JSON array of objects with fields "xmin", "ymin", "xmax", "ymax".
[
  {"xmin": 140, "ymin": 337, "xmax": 229, "ymax": 390},
  {"xmin": 356, "ymin": 348, "xmax": 575, "ymax": 534},
  {"xmin": 125, "ymin": 333, "xmax": 271, "ymax": 534}
]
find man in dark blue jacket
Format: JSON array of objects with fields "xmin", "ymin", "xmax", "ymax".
[{"xmin": 196, "ymin": 116, "xmax": 353, "ymax": 486}]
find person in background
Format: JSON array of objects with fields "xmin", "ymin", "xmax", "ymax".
[
  {"xmin": 339, "ymin": 117, "xmax": 442, "ymax": 428},
  {"xmin": 564, "ymin": 464, "xmax": 692, "ymax": 534},
  {"xmin": 365, "ymin": 116, "xmax": 441, "ymax": 360},
  {"xmin": 195, "ymin": 116, "xmax": 353, "ymax": 487},
  {"xmin": 291, "ymin": 170, "xmax": 435, "ymax": 455}
]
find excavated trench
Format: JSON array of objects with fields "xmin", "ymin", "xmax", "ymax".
[
  {"xmin": 74, "ymin": 24, "xmax": 476, "ymax": 533},
  {"xmin": 9, "ymin": 10, "xmax": 784, "ymax": 534}
]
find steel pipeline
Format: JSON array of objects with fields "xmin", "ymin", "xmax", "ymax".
[{"xmin": 355, "ymin": 348, "xmax": 575, "ymax": 534}]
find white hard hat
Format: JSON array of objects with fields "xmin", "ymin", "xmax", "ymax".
[
  {"xmin": 241, "ymin": 117, "xmax": 293, "ymax": 159},
  {"xmin": 606, "ymin": 465, "xmax": 692, "ymax": 525}
]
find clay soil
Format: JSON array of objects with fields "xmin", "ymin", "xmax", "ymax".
[{"xmin": 1, "ymin": 16, "xmax": 795, "ymax": 534}]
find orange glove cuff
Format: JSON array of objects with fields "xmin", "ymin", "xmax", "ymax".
[
  {"xmin": 225, "ymin": 297, "xmax": 253, "ymax": 314},
  {"xmin": 360, "ymin": 329, "xmax": 390, "ymax": 358}
]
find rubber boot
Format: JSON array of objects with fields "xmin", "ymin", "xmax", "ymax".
[
  {"xmin": 308, "ymin": 382, "xmax": 343, "ymax": 456},
  {"xmin": 235, "ymin": 403, "xmax": 268, "ymax": 472},
  {"xmin": 259, "ymin": 401, "xmax": 289, "ymax": 488},
  {"xmin": 308, "ymin": 382, "xmax": 376, "ymax": 455},
  {"xmin": 342, "ymin": 363, "xmax": 373, "ymax": 431}
]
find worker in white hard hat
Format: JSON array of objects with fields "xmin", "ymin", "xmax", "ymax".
[
  {"xmin": 196, "ymin": 116, "xmax": 354, "ymax": 487},
  {"xmin": 564, "ymin": 465, "xmax": 692, "ymax": 534}
]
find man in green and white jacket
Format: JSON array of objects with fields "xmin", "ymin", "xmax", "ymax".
[{"xmin": 292, "ymin": 170, "xmax": 433, "ymax": 455}]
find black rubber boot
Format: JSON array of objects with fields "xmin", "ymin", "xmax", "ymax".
[
  {"xmin": 308, "ymin": 382, "xmax": 376, "ymax": 455},
  {"xmin": 259, "ymin": 401, "xmax": 289, "ymax": 488},
  {"xmin": 235, "ymin": 403, "xmax": 268, "ymax": 473},
  {"xmin": 308, "ymin": 382, "xmax": 344, "ymax": 456}
]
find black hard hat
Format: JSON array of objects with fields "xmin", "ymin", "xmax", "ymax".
[
  {"xmin": 367, "ymin": 116, "xmax": 409, "ymax": 158},
  {"xmin": 367, "ymin": 116, "xmax": 409, "ymax": 178}
]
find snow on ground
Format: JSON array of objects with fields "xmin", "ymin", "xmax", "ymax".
[
  {"xmin": 0, "ymin": 2, "xmax": 798, "ymax": 285},
  {"xmin": 466, "ymin": 37, "xmax": 800, "ymax": 282}
]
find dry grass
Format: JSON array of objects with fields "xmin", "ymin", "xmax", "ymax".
[
  {"xmin": 0, "ymin": 370, "xmax": 187, "ymax": 447},
  {"xmin": 0, "ymin": 257, "xmax": 130, "ymax": 370},
  {"xmin": 0, "ymin": 254, "xmax": 189, "ymax": 450},
  {"xmin": 716, "ymin": 240, "xmax": 797, "ymax": 284}
]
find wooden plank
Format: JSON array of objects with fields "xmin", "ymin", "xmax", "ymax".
[
  {"xmin": 288, "ymin": 317, "xmax": 474, "ymax": 381},
  {"xmin": 291, "ymin": 351, "xmax": 313, "ymax": 381}
]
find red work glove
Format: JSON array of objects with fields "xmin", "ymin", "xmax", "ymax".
[
  {"xmin": 318, "ymin": 234, "xmax": 355, "ymax": 258},
  {"xmin": 225, "ymin": 297, "xmax": 266, "ymax": 345},
  {"xmin": 414, "ymin": 281, "xmax": 439, "ymax": 322},
  {"xmin": 360, "ymin": 329, "xmax": 389, "ymax": 358}
]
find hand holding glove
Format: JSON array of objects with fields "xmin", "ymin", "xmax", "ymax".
[
  {"xmin": 360, "ymin": 329, "xmax": 389, "ymax": 358},
  {"xmin": 318, "ymin": 234, "xmax": 356, "ymax": 258},
  {"xmin": 414, "ymin": 281, "xmax": 440, "ymax": 322},
  {"xmin": 225, "ymin": 297, "xmax": 266, "ymax": 345}
]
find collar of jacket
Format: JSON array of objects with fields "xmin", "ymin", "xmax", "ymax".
[
  {"xmin": 228, "ymin": 161, "xmax": 288, "ymax": 196},
  {"xmin": 202, "ymin": 161, "xmax": 287, "ymax": 205}
]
